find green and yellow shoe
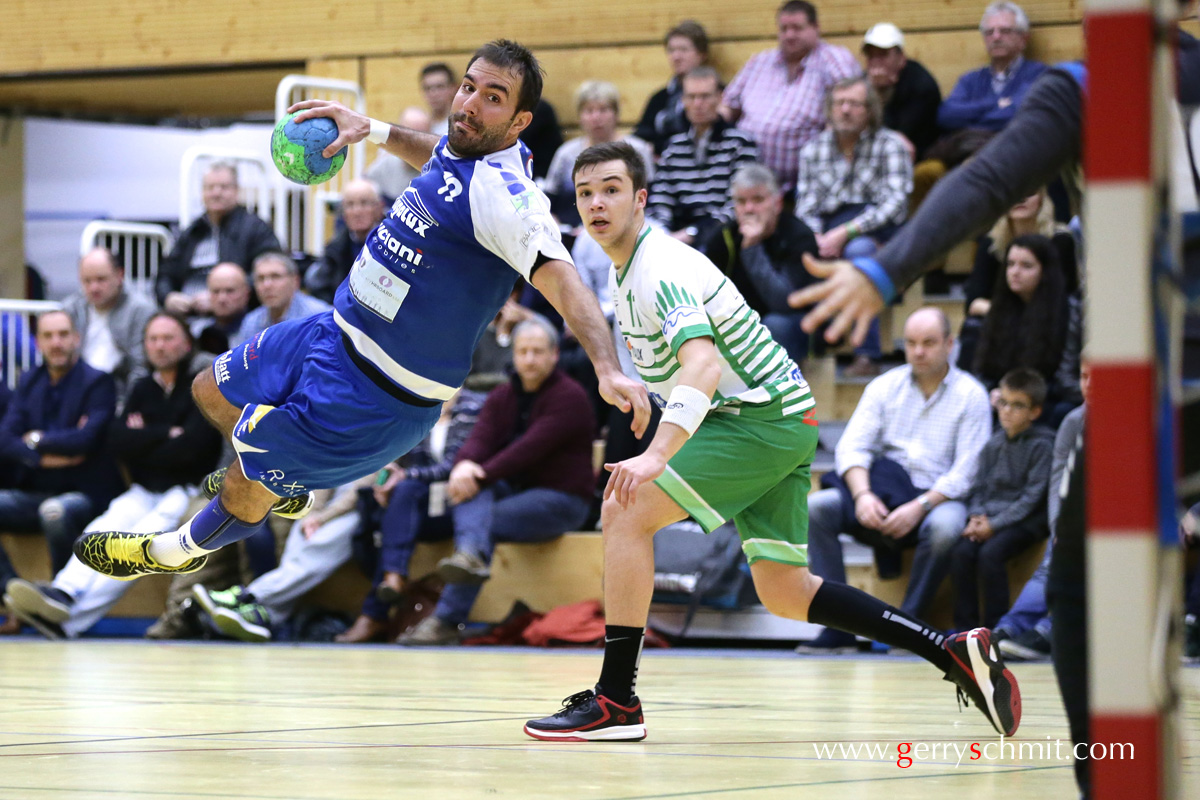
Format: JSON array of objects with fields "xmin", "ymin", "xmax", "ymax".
[
  {"xmin": 72, "ymin": 531, "xmax": 207, "ymax": 581},
  {"xmin": 200, "ymin": 467, "xmax": 314, "ymax": 520}
]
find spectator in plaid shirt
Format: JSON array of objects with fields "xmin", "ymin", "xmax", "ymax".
[
  {"xmin": 794, "ymin": 75, "xmax": 913, "ymax": 263},
  {"xmin": 720, "ymin": 1, "xmax": 860, "ymax": 193}
]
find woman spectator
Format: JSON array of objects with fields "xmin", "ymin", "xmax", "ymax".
[
  {"xmin": 634, "ymin": 20, "xmax": 710, "ymax": 156},
  {"xmin": 973, "ymin": 233, "xmax": 1083, "ymax": 426},
  {"xmin": 958, "ymin": 188, "xmax": 1077, "ymax": 369},
  {"xmin": 543, "ymin": 81, "xmax": 655, "ymax": 230}
]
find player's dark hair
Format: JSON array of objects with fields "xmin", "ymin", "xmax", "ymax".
[
  {"xmin": 975, "ymin": 233, "xmax": 1069, "ymax": 387},
  {"xmin": 421, "ymin": 62, "xmax": 455, "ymax": 83},
  {"xmin": 665, "ymin": 20, "xmax": 710, "ymax": 55},
  {"xmin": 573, "ymin": 141, "xmax": 648, "ymax": 194},
  {"xmin": 1000, "ymin": 367, "xmax": 1047, "ymax": 408},
  {"xmin": 778, "ymin": 0, "xmax": 818, "ymax": 24},
  {"xmin": 467, "ymin": 40, "xmax": 545, "ymax": 115}
]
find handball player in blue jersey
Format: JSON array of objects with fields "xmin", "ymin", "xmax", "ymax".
[{"xmin": 75, "ymin": 40, "xmax": 649, "ymax": 579}]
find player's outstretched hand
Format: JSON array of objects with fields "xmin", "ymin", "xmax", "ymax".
[
  {"xmin": 788, "ymin": 253, "xmax": 885, "ymax": 348},
  {"xmin": 599, "ymin": 372, "xmax": 651, "ymax": 440},
  {"xmin": 287, "ymin": 99, "xmax": 370, "ymax": 158},
  {"xmin": 603, "ymin": 452, "xmax": 667, "ymax": 509}
]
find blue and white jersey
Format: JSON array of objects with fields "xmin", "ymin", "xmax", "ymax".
[{"xmin": 333, "ymin": 137, "xmax": 570, "ymax": 401}]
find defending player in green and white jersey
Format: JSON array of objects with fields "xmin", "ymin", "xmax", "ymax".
[
  {"xmin": 612, "ymin": 226, "xmax": 815, "ymax": 424},
  {"xmin": 524, "ymin": 141, "xmax": 1021, "ymax": 745}
]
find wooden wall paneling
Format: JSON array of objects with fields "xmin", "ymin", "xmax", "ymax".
[
  {"xmin": 6, "ymin": 0, "xmax": 1082, "ymax": 76},
  {"xmin": 0, "ymin": 68, "xmax": 294, "ymax": 118},
  {"xmin": 0, "ymin": 115, "xmax": 23, "ymax": 300},
  {"xmin": 357, "ymin": 23, "xmax": 1083, "ymax": 139}
]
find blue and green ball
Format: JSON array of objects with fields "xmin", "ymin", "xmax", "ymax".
[{"xmin": 271, "ymin": 111, "xmax": 347, "ymax": 185}]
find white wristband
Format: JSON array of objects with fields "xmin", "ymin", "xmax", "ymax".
[
  {"xmin": 366, "ymin": 118, "xmax": 391, "ymax": 145},
  {"xmin": 660, "ymin": 384, "xmax": 711, "ymax": 438}
]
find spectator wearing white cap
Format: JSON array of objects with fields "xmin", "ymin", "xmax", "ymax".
[{"xmin": 861, "ymin": 23, "xmax": 943, "ymax": 161}]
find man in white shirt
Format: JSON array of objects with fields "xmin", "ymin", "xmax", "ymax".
[
  {"xmin": 799, "ymin": 307, "xmax": 992, "ymax": 650},
  {"xmin": 63, "ymin": 247, "xmax": 157, "ymax": 403}
]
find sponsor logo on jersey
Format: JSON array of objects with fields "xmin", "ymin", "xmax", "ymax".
[
  {"xmin": 661, "ymin": 305, "xmax": 706, "ymax": 341},
  {"xmin": 510, "ymin": 189, "xmax": 537, "ymax": 216},
  {"xmin": 519, "ymin": 222, "xmax": 545, "ymax": 249},
  {"xmin": 393, "ymin": 187, "xmax": 438, "ymax": 237},
  {"xmin": 649, "ymin": 391, "xmax": 667, "ymax": 408},
  {"xmin": 376, "ymin": 227, "xmax": 426, "ymax": 268},
  {"xmin": 214, "ymin": 352, "xmax": 231, "ymax": 384}
]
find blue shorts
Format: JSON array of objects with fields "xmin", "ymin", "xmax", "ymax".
[{"xmin": 213, "ymin": 312, "xmax": 443, "ymax": 497}]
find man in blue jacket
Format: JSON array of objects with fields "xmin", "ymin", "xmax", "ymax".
[
  {"xmin": 0, "ymin": 311, "xmax": 122, "ymax": 594},
  {"xmin": 937, "ymin": 2, "xmax": 1046, "ymax": 134}
]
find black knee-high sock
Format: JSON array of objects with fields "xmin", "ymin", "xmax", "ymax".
[
  {"xmin": 807, "ymin": 580, "xmax": 953, "ymax": 673},
  {"xmin": 597, "ymin": 625, "xmax": 645, "ymax": 704}
]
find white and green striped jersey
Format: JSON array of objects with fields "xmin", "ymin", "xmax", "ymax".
[{"xmin": 609, "ymin": 224, "xmax": 815, "ymax": 421}]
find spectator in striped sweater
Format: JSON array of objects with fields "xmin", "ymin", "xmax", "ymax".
[{"xmin": 645, "ymin": 67, "xmax": 760, "ymax": 249}]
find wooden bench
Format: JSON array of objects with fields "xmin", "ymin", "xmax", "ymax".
[
  {"xmin": 4, "ymin": 523, "xmax": 1042, "ymax": 636},
  {"xmin": 1, "ymin": 529, "xmax": 603, "ymax": 627}
]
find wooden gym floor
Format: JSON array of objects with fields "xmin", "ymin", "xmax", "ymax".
[{"xmin": 1, "ymin": 641, "xmax": 1196, "ymax": 799}]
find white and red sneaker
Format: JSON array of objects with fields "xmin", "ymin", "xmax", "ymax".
[{"xmin": 943, "ymin": 627, "xmax": 1022, "ymax": 736}]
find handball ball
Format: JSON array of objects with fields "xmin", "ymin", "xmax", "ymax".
[{"xmin": 271, "ymin": 111, "xmax": 347, "ymax": 185}]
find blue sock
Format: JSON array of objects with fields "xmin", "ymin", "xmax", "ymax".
[{"xmin": 148, "ymin": 496, "xmax": 269, "ymax": 567}]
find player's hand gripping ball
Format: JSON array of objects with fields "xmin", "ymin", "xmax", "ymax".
[{"xmin": 271, "ymin": 111, "xmax": 347, "ymax": 185}]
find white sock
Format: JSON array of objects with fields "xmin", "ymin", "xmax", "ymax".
[{"xmin": 147, "ymin": 516, "xmax": 209, "ymax": 567}]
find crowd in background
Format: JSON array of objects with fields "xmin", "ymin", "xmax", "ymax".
[{"xmin": 1, "ymin": 0, "xmax": 1197, "ymax": 663}]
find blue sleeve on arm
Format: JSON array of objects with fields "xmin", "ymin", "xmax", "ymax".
[{"xmin": 852, "ymin": 257, "xmax": 896, "ymax": 304}]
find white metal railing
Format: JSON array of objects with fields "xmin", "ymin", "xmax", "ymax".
[
  {"xmin": 0, "ymin": 299, "xmax": 62, "ymax": 389},
  {"xmin": 79, "ymin": 221, "xmax": 174, "ymax": 299},
  {"xmin": 179, "ymin": 147, "xmax": 275, "ymax": 232},
  {"xmin": 274, "ymin": 75, "xmax": 366, "ymax": 256}
]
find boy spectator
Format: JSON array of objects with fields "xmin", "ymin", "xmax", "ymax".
[
  {"xmin": 646, "ymin": 67, "xmax": 759, "ymax": 247},
  {"xmin": 949, "ymin": 367, "xmax": 1054, "ymax": 631},
  {"xmin": 1, "ymin": 313, "xmax": 222, "ymax": 638},
  {"xmin": 0, "ymin": 311, "xmax": 121, "ymax": 590},
  {"xmin": 937, "ymin": 2, "xmax": 1047, "ymax": 135},
  {"xmin": 994, "ymin": 362, "xmax": 1090, "ymax": 661},
  {"xmin": 720, "ymin": 1, "xmax": 860, "ymax": 192},
  {"xmin": 157, "ymin": 162, "xmax": 280, "ymax": 312}
]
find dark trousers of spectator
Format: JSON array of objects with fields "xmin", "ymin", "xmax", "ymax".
[
  {"xmin": 0, "ymin": 489, "xmax": 94, "ymax": 588},
  {"xmin": 435, "ymin": 482, "xmax": 590, "ymax": 626},
  {"xmin": 949, "ymin": 520, "xmax": 1047, "ymax": 631},
  {"xmin": 808, "ymin": 458, "xmax": 967, "ymax": 620},
  {"xmin": 820, "ymin": 203, "xmax": 897, "ymax": 361},
  {"xmin": 360, "ymin": 479, "xmax": 452, "ymax": 622}
]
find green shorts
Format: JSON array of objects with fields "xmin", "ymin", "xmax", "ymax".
[{"xmin": 654, "ymin": 410, "xmax": 819, "ymax": 567}]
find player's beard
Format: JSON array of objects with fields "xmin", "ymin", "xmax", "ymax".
[{"xmin": 447, "ymin": 112, "xmax": 513, "ymax": 157}]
